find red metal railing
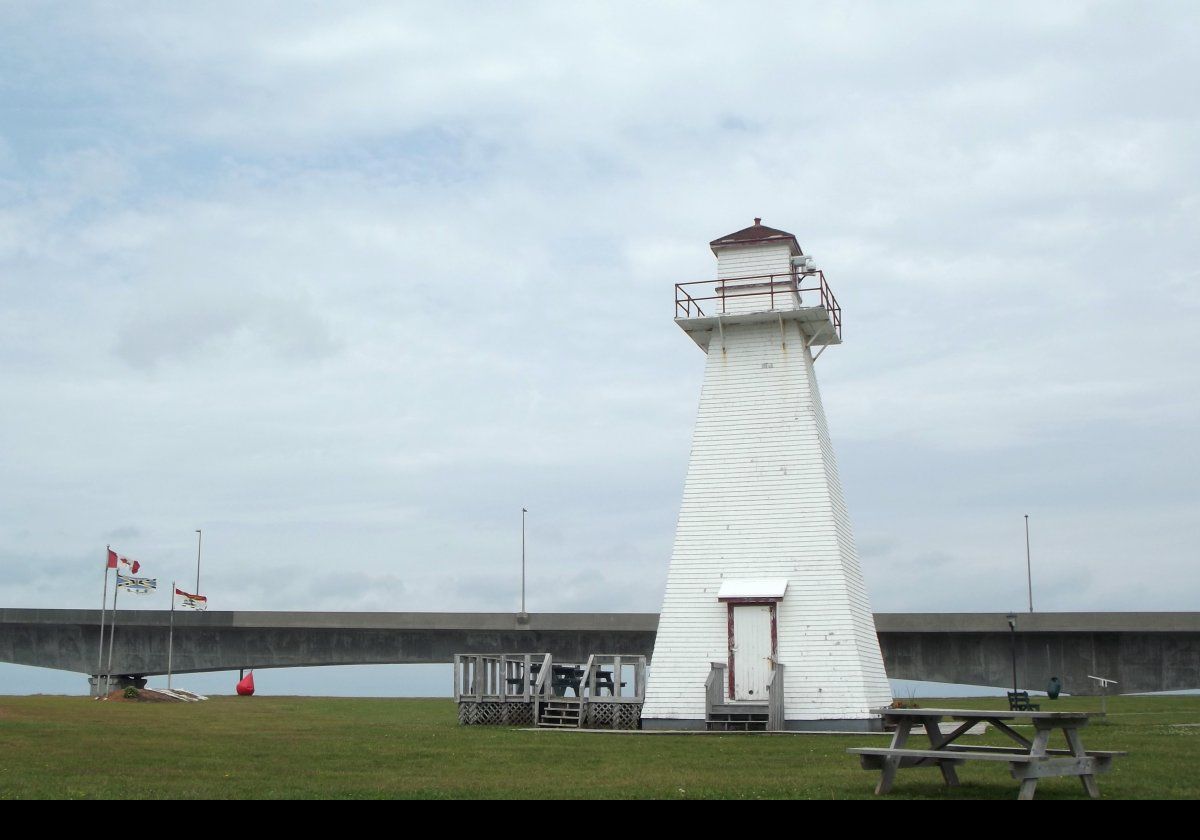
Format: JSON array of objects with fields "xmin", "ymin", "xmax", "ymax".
[{"xmin": 674, "ymin": 271, "xmax": 842, "ymax": 341}]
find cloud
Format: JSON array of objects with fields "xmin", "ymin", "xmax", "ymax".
[
  {"xmin": 0, "ymin": 4, "xmax": 1198, "ymax": 661},
  {"xmin": 114, "ymin": 292, "xmax": 341, "ymax": 370}
]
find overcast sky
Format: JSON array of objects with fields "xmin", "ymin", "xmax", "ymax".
[{"xmin": 2, "ymin": 3, "xmax": 1198, "ymax": 694}]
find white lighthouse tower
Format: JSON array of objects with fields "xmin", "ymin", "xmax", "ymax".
[{"xmin": 642, "ymin": 219, "xmax": 892, "ymax": 731}]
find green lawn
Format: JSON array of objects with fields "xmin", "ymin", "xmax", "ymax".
[{"xmin": 1, "ymin": 694, "xmax": 1195, "ymax": 799}]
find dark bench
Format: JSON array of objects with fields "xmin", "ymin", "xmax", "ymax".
[
  {"xmin": 593, "ymin": 670, "xmax": 627, "ymax": 695},
  {"xmin": 1008, "ymin": 691, "xmax": 1040, "ymax": 711}
]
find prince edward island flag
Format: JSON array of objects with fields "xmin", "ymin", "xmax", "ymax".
[{"xmin": 175, "ymin": 588, "xmax": 207, "ymax": 610}]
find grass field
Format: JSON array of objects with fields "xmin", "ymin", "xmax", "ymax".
[{"xmin": 1, "ymin": 694, "xmax": 1196, "ymax": 799}]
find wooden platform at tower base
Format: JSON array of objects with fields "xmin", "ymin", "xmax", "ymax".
[{"xmin": 454, "ymin": 653, "xmax": 646, "ymax": 730}]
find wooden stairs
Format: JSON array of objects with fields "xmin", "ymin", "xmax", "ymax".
[
  {"xmin": 537, "ymin": 698, "xmax": 583, "ymax": 728},
  {"xmin": 707, "ymin": 703, "xmax": 769, "ymax": 732}
]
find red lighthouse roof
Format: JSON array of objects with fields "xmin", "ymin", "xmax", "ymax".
[{"xmin": 710, "ymin": 218, "xmax": 802, "ymax": 255}]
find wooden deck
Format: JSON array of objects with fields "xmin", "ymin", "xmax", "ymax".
[{"xmin": 454, "ymin": 653, "xmax": 647, "ymax": 730}]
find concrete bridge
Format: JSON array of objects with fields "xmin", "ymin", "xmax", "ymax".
[{"xmin": 2, "ymin": 608, "xmax": 1198, "ymax": 695}]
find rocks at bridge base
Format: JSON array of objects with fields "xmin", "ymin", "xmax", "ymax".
[{"xmin": 102, "ymin": 687, "xmax": 181, "ymax": 703}]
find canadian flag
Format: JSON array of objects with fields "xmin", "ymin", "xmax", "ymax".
[{"xmin": 118, "ymin": 556, "xmax": 141, "ymax": 575}]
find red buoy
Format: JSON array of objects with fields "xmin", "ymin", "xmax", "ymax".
[{"xmin": 236, "ymin": 671, "xmax": 255, "ymax": 696}]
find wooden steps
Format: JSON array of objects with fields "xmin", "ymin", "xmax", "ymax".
[
  {"xmin": 537, "ymin": 699, "xmax": 582, "ymax": 729},
  {"xmin": 707, "ymin": 703, "xmax": 769, "ymax": 731}
]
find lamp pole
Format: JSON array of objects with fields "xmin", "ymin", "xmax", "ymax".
[
  {"xmin": 167, "ymin": 581, "xmax": 175, "ymax": 691},
  {"xmin": 1006, "ymin": 613, "xmax": 1018, "ymax": 695},
  {"xmin": 1025, "ymin": 514, "xmax": 1033, "ymax": 613},
  {"xmin": 520, "ymin": 508, "xmax": 527, "ymax": 615}
]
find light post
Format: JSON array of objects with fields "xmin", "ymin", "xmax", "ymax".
[
  {"xmin": 520, "ymin": 508, "xmax": 528, "ymax": 618},
  {"xmin": 1006, "ymin": 613, "xmax": 1018, "ymax": 695},
  {"xmin": 1025, "ymin": 515, "xmax": 1033, "ymax": 613}
]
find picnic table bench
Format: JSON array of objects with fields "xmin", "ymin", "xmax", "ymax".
[
  {"xmin": 849, "ymin": 708, "xmax": 1125, "ymax": 800},
  {"xmin": 594, "ymin": 671, "xmax": 627, "ymax": 694},
  {"xmin": 1008, "ymin": 690, "xmax": 1040, "ymax": 711}
]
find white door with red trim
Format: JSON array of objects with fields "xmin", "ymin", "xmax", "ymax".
[{"xmin": 732, "ymin": 605, "xmax": 773, "ymax": 701}]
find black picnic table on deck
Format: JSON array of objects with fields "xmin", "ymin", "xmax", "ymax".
[
  {"xmin": 847, "ymin": 708, "xmax": 1125, "ymax": 800},
  {"xmin": 506, "ymin": 665, "xmax": 625, "ymax": 697}
]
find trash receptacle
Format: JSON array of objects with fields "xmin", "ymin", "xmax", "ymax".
[{"xmin": 1047, "ymin": 676, "xmax": 1062, "ymax": 700}]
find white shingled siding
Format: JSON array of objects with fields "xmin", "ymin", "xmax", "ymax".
[
  {"xmin": 719, "ymin": 279, "xmax": 802, "ymax": 315},
  {"xmin": 643, "ymin": 314, "xmax": 892, "ymax": 723},
  {"xmin": 807, "ymin": 345, "xmax": 893, "ymax": 701},
  {"xmin": 716, "ymin": 243, "xmax": 794, "ymax": 282},
  {"xmin": 716, "ymin": 243, "xmax": 801, "ymax": 315}
]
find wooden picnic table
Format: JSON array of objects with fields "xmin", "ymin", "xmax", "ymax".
[{"xmin": 848, "ymin": 708, "xmax": 1125, "ymax": 800}]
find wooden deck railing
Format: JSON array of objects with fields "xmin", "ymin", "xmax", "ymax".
[
  {"xmin": 454, "ymin": 653, "xmax": 506, "ymax": 701},
  {"xmin": 502, "ymin": 653, "xmax": 535, "ymax": 701},
  {"xmin": 706, "ymin": 662, "xmax": 727, "ymax": 715},
  {"xmin": 575, "ymin": 654, "xmax": 647, "ymax": 703},
  {"xmin": 768, "ymin": 663, "xmax": 785, "ymax": 730},
  {"xmin": 456, "ymin": 653, "xmax": 646, "ymax": 705}
]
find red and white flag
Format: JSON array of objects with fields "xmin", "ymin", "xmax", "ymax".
[
  {"xmin": 107, "ymin": 549, "xmax": 140, "ymax": 573},
  {"xmin": 175, "ymin": 588, "xmax": 207, "ymax": 611}
]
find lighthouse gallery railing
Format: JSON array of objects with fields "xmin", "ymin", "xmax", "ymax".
[{"xmin": 674, "ymin": 271, "xmax": 842, "ymax": 341}]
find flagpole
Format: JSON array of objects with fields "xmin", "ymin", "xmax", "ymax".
[
  {"xmin": 195, "ymin": 529, "xmax": 202, "ymax": 594},
  {"xmin": 96, "ymin": 547, "xmax": 110, "ymax": 698},
  {"xmin": 167, "ymin": 581, "xmax": 175, "ymax": 691},
  {"xmin": 104, "ymin": 574, "xmax": 120, "ymax": 698}
]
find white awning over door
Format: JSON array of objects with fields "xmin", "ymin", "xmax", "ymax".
[{"xmin": 716, "ymin": 579, "xmax": 789, "ymax": 601}]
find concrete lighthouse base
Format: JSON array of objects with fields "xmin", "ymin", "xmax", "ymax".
[{"xmin": 641, "ymin": 716, "xmax": 886, "ymax": 733}]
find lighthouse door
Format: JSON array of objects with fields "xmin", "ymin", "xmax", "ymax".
[{"xmin": 731, "ymin": 605, "xmax": 774, "ymax": 701}]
